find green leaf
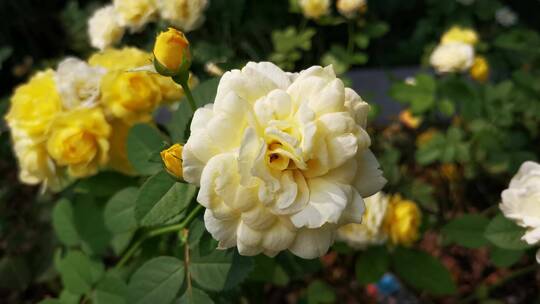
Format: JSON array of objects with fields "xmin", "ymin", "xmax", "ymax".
[
  {"xmin": 127, "ymin": 124, "xmax": 166, "ymax": 175},
  {"xmin": 191, "ymin": 77, "xmax": 220, "ymax": 108},
  {"xmin": 390, "ymin": 74, "xmax": 436, "ymax": 114},
  {"xmin": 190, "ymin": 247, "xmax": 253, "ymax": 291},
  {"xmin": 249, "ymin": 255, "xmax": 290, "ymax": 286},
  {"xmin": 75, "ymin": 172, "xmax": 136, "ymax": 197},
  {"xmin": 307, "ymin": 280, "xmax": 336, "ymax": 304},
  {"xmin": 127, "ymin": 256, "xmax": 185, "ymax": 304},
  {"xmin": 442, "ymin": 215, "xmax": 490, "ymax": 248},
  {"xmin": 168, "ymin": 78, "xmax": 221, "ymax": 142},
  {"xmin": 52, "ymin": 199, "xmax": 79, "ymax": 247},
  {"xmin": 93, "ymin": 274, "xmax": 128, "ymax": 304},
  {"xmin": 167, "ymin": 101, "xmax": 193, "ymax": 143},
  {"xmin": 135, "ymin": 171, "xmax": 197, "ymax": 227},
  {"xmin": 355, "ymin": 246, "xmax": 389, "ymax": 285},
  {"xmin": 0, "ymin": 256, "xmax": 31, "ymax": 290},
  {"xmin": 105, "ymin": 187, "xmax": 138, "ymax": 234},
  {"xmin": 490, "ymin": 247, "xmax": 524, "ymax": 268},
  {"xmin": 485, "ymin": 214, "xmax": 532, "ymax": 250},
  {"xmin": 176, "ymin": 288, "xmax": 214, "ymax": 304},
  {"xmin": 392, "ymin": 248, "xmax": 456, "ymax": 295},
  {"xmin": 59, "ymin": 290, "xmax": 80, "ymax": 304},
  {"xmin": 73, "ymin": 196, "xmax": 111, "ymax": 256},
  {"xmin": 56, "ymin": 250, "xmax": 104, "ymax": 295}
]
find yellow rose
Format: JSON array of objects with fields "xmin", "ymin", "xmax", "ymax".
[
  {"xmin": 299, "ymin": 0, "xmax": 330, "ymax": 19},
  {"xmin": 11, "ymin": 133, "xmax": 66, "ymax": 190},
  {"xmin": 6, "ymin": 70, "xmax": 62, "ymax": 138},
  {"xmin": 153, "ymin": 28, "xmax": 191, "ymax": 73},
  {"xmin": 384, "ymin": 195, "xmax": 421, "ymax": 246},
  {"xmin": 100, "ymin": 71, "xmax": 162, "ymax": 123},
  {"xmin": 89, "ymin": 47, "xmax": 152, "ymax": 71},
  {"xmin": 108, "ymin": 119, "xmax": 135, "ymax": 175},
  {"xmin": 441, "ymin": 26, "xmax": 479, "ymax": 46},
  {"xmin": 113, "ymin": 0, "xmax": 157, "ymax": 32},
  {"xmin": 47, "ymin": 108, "xmax": 111, "ymax": 178},
  {"xmin": 470, "ymin": 56, "xmax": 489, "ymax": 83},
  {"xmin": 161, "ymin": 144, "xmax": 183, "ymax": 178}
]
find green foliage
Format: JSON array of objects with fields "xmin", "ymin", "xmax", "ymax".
[
  {"xmin": 135, "ymin": 171, "xmax": 196, "ymax": 227},
  {"xmin": 390, "ymin": 74, "xmax": 436, "ymax": 115},
  {"xmin": 127, "ymin": 124, "xmax": 167, "ymax": 176},
  {"xmin": 92, "ymin": 274, "xmax": 128, "ymax": 304},
  {"xmin": 490, "ymin": 247, "xmax": 524, "ymax": 268},
  {"xmin": 270, "ymin": 27, "xmax": 316, "ymax": 70},
  {"xmin": 127, "ymin": 257, "xmax": 185, "ymax": 304},
  {"xmin": 176, "ymin": 288, "xmax": 214, "ymax": 304},
  {"xmin": 484, "ymin": 214, "xmax": 532, "ymax": 250},
  {"xmin": 392, "ymin": 247, "xmax": 457, "ymax": 295},
  {"xmin": 306, "ymin": 280, "xmax": 336, "ymax": 304},
  {"xmin": 55, "ymin": 250, "xmax": 104, "ymax": 295},
  {"xmin": 442, "ymin": 214, "xmax": 490, "ymax": 248},
  {"xmin": 416, "ymin": 127, "xmax": 470, "ymax": 166},
  {"xmin": 189, "ymin": 246, "xmax": 254, "ymax": 291},
  {"xmin": 355, "ymin": 246, "xmax": 390, "ymax": 285}
]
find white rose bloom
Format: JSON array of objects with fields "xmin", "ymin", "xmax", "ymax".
[
  {"xmin": 299, "ymin": 0, "xmax": 330, "ymax": 19},
  {"xmin": 337, "ymin": 192, "xmax": 389, "ymax": 248},
  {"xmin": 157, "ymin": 0, "xmax": 209, "ymax": 32},
  {"xmin": 88, "ymin": 5, "xmax": 125, "ymax": 50},
  {"xmin": 429, "ymin": 42, "xmax": 474, "ymax": 73},
  {"xmin": 55, "ymin": 58, "xmax": 106, "ymax": 110},
  {"xmin": 496, "ymin": 7, "xmax": 518, "ymax": 27},
  {"xmin": 113, "ymin": 0, "xmax": 158, "ymax": 32},
  {"xmin": 500, "ymin": 161, "xmax": 540, "ymax": 262},
  {"xmin": 337, "ymin": 0, "xmax": 366, "ymax": 19},
  {"xmin": 183, "ymin": 62, "xmax": 386, "ymax": 259}
]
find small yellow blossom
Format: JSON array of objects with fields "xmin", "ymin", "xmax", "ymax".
[
  {"xmin": 416, "ymin": 129, "xmax": 438, "ymax": 147},
  {"xmin": 384, "ymin": 195, "xmax": 421, "ymax": 246},
  {"xmin": 399, "ymin": 110, "xmax": 422, "ymax": 129},
  {"xmin": 470, "ymin": 56, "xmax": 489, "ymax": 83},
  {"xmin": 161, "ymin": 144, "xmax": 183, "ymax": 178},
  {"xmin": 441, "ymin": 26, "xmax": 479, "ymax": 46},
  {"xmin": 337, "ymin": 0, "xmax": 367, "ymax": 19},
  {"xmin": 153, "ymin": 28, "xmax": 191, "ymax": 73},
  {"xmin": 299, "ymin": 0, "xmax": 330, "ymax": 19},
  {"xmin": 47, "ymin": 108, "xmax": 111, "ymax": 178}
]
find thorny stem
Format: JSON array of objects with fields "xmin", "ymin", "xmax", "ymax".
[{"xmin": 115, "ymin": 204, "xmax": 204, "ymax": 269}]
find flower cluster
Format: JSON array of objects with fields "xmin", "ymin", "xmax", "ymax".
[
  {"xmin": 338, "ymin": 192, "xmax": 422, "ymax": 248},
  {"xmin": 500, "ymin": 161, "xmax": 540, "ymax": 263},
  {"xmin": 182, "ymin": 61, "xmax": 386, "ymax": 258},
  {"xmin": 88, "ymin": 0, "xmax": 208, "ymax": 50},
  {"xmin": 429, "ymin": 26, "xmax": 489, "ymax": 82},
  {"xmin": 5, "ymin": 47, "xmax": 186, "ymax": 190},
  {"xmin": 299, "ymin": 0, "xmax": 367, "ymax": 20}
]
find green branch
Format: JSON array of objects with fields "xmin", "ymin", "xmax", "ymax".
[{"xmin": 115, "ymin": 204, "xmax": 204, "ymax": 269}]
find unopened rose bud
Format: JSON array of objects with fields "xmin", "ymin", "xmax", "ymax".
[
  {"xmin": 153, "ymin": 28, "xmax": 191, "ymax": 76},
  {"xmin": 160, "ymin": 143, "xmax": 183, "ymax": 179},
  {"xmin": 470, "ymin": 56, "xmax": 489, "ymax": 83}
]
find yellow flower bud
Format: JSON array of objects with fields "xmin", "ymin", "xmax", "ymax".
[
  {"xmin": 470, "ymin": 56, "xmax": 489, "ymax": 83},
  {"xmin": 384, "ymin": 194, "xmax": 422, "ymax": 246},
  {"xmin": 416, "ymin": 128, "xmax": 438, "ymax": 147},
  {"xmin": 441, "ymin": 26, "xmax": 479, "ymax": 46},
  {"xmin": 161, "ymin": 144, "xmax": 183, "ymax": 178},
  {"xmin": 153, "ymin": 28, "xmax": 191, "ymax": 74},
  {"xmin": 399, "ymin": 110, "xmax": 422, "ymax": 129}
]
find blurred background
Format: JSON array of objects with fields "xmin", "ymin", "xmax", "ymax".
[{"xmin": 1, "ymin": 0, "xmax": 540, "ymax": 303}]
